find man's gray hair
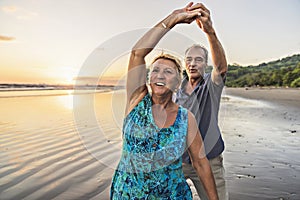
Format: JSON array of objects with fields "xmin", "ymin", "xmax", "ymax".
[{"xmin": 184, "ymin": 44, "xmax": 208, "ymax": 64}]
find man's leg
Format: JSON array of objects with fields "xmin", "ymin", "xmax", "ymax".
[
  {"xmin": 182, "ymin": 155, "xmax": 228, "ymax": 200},
  {"xmin": 183, "ymin": 163, "xmax": 208, "ymax": 200},
  {"xmin": 209, "ymin": 154, "xmax": 228, "ymax": 200}
]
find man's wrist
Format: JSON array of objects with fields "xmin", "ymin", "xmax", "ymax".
[
  {"xmin": 205, "ymin": 27, "xmax": 216, "ymax": 36},
  {"xmin": 206, "ymin": 29, "xmax": 218, "ymax": 42}
]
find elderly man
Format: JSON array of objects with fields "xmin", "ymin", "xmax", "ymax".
[{"xmin": 175, "ymin": 3, "xmax": 229, "ymax": 200}]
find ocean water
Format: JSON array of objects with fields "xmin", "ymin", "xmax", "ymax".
[
  {"xmin": 0, "ymin": 89, "xmax": 299, "ymax": 200},
  {"xmin": 0, "ymin": 89, "xmax": 120, "ymax": 200}
]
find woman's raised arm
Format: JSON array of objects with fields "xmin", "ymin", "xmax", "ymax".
[{"xmin": 125, "ymin": 2, "xmax": 201, "ymax": 115}]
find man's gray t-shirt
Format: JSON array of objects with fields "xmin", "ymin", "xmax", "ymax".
[{"xmin": 176, "ymin": 73, "xmax": 225, "ymax": 162}]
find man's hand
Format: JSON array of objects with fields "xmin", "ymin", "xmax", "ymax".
[
  {"xmin": 170, "ymin": 2, "xmax": 204, "ymax": 25},
  {"xmin": 187, "ymin": 3, "xmax": 215, "ymax": 34}
]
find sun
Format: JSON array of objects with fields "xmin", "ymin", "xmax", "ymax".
[
  {"xmin": 64, "ymin": 75, "xmax": 75, "ymax": 85},
  {"xmin": 49, "ymin": 67, "xmax": 78, "ymax": 85}
]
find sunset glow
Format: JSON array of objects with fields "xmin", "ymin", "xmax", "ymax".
[{"xmin": 0, "ymin": 0, "xmax": 299, "ymax": 85}]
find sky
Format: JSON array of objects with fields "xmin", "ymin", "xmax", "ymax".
[{"xmin": 0, "ymin": 0, "xmax": 299, "ymax": 85}]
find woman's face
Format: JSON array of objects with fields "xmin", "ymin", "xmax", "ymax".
[{"xmin": 150, "ymin": 58, "xmax": 180, "ymax": 96}]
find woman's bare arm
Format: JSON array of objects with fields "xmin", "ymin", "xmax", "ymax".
[
  {"xmin": 187, "ymin": 111, "xmax": 219, "ymax": 200},
  {"xmin": 125, "ymin": 3, "xmax": 202, "ymax": 115}
]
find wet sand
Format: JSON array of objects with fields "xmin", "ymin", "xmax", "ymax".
[
  {"xmin": 0, "ymin": 88, "xmax": 299, "ymax": 199},
  {"xmin": 224, "ymin": 87, "xmax": 300, "ymax": 108},
  {"xmin": 221, "ymin": 87, "xmax": 300, "ymax": 200}
]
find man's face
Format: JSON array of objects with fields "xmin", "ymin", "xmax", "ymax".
[{"xmin": 185, "ymin": 47, "xmax": 207, "ymax": 80}]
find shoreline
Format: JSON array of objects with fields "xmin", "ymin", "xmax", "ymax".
[{"xmin": 223, "ymin": 87, "xmax": 300, "ymax": 108}]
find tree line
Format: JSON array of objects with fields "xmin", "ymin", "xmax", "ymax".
[
  {"xmin": 224, "ymin": 54, "xmax": 300, "ymax": 88},
  {"xmin": 150, "ymin": 54, "xmax": 300, "ymax": 88}
]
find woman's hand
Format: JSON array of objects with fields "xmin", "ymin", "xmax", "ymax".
[{"xmin": 170, "ymin": 2, "xmax": 203, "ymax": 25}]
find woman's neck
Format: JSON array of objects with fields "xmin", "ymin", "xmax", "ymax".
[{"xmin": 151, "ymin": 92, "xmax": 174, "ymax": 109}]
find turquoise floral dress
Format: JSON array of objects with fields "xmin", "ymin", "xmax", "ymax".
[{"xmin": 110, "ymin": 94, "xmax": 192, "ymax": 199}]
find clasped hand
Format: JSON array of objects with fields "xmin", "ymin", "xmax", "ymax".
[{"xmin": 172, "ymin": 2, "xmax": 213, "ymax": 34}]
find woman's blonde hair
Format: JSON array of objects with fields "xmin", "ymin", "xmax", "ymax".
[{"xmin": 150, "ymin": 53, "xmax": 183, "ymax": 82}]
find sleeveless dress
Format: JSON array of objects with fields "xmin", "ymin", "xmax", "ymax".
[{"xmin": 110, "ymin": 94, "xmax": 192, "ymax": 200}]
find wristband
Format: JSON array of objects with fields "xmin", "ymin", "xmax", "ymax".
[{"xmin": 161, "ymin": 22, "xmax": 167, "ymax": 29}]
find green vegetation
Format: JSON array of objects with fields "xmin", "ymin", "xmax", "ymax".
[
  {"xmin": 225, "ymin": 54, "xmax": 300, "ymax": 87},
  {"xmin": 153, "ymin": 54, "xmax": 300, "ymax": 88}
]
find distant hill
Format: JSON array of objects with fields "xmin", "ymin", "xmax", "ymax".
[{"xmin": 225, "ymin": 54, "xmax": 300, "ymax": 87}]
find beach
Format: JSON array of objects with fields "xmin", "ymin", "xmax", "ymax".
[
  {"xmin": 222, "ymin": 88, "xmax": 300, "ymax": 200},
  {"xmin": 0, "ymin": 88, "xmax": 299, "ymax": 200}
]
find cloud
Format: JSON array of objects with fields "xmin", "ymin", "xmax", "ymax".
[
  {"xmin": 1, "ymin": 6, "xmax": 18, "ymax": 13},
  {"xmin": 1, "ymin": 5, "xmax": 38, "ymax": 20},
  {"xmin": 73, "ymin": 76, "xmax": 99, "ymax": 82},
  {"xmin": 16, "ymin": 12, "xmax": 38, "ymax": 20},
  {"xmin": 0, "ymin": 35, "xmax": 15, "ymax": 41}
]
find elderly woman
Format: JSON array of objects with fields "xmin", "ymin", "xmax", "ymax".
[{"xmin": 110, "ymin": 3, "xmax": 218, "ymax": 200}]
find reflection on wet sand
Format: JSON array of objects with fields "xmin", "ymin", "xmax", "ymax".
[{"xmin": 0, "ymin": 88, "xmax": 299, "ymax": 199}]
